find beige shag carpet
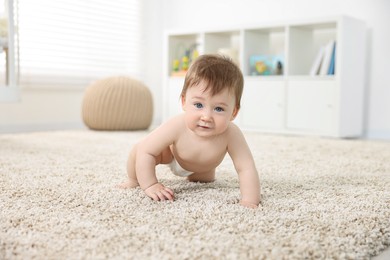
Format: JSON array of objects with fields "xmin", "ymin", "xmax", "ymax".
[{"xmin": 1, "ymin": 130, "xmax": 390, "ymax": 259}]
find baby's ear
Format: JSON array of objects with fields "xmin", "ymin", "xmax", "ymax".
[
  {"xmin": 181, "ymin": 95, "xmax": 186, "ymax": 110},
  {"xmin": 230, "ymin": 107, "xmax": 239, "ymax": 120}
]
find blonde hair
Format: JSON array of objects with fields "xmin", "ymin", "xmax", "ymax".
[{"xmin": 181, "ymin": 54, "xmax": 244, "ymax": 110}]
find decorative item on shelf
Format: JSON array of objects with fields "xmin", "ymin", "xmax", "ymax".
[
  {"xmin": 188, "ymin": 43, "xmax": 199, "ymax": 63},
  {"xmin": 171, "ymin": 43, "xmax": 200, "ymax": 77},
  {"xmin": 181, "ymin": 55, "xmax": 189, "ymax": 71},
  {"xmin": 172, "ymin": 59, "xmax": 180, "ymax": 72},
  {"xmin": 191, "ymin": 48, "xmax": 199, "ymax": 62},
  {"xmin": 249, "ymin": 55, "xmax": 284, "ymax": 76},
  {"xmin": 170, "ymin": 54, "xmax": 189, "ymax": 77},
  {"xmin": 275, "ymin": 60, "xmax": 283, "ymax": 75}
]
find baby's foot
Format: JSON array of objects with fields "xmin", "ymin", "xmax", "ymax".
[{"xmin": 116, "ymin": 179, "xmax": 139, "ymax": 189}]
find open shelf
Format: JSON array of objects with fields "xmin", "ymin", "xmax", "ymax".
[
  {"xmin": 288, "ymin": 22, "xmax": 337, "ymax": 76},
  {"xmin": 163, "ymin": 16, "xmax": 366, "ymax": 138},
  {"xmin": 243, "ymin": 26, "xmax": 286, "ymax": 76}
]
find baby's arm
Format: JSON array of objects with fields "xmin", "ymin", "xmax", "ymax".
[
  {"xmin": 135, "ymin": 116, "xmax": 182, "ymax": 201},
  {"xmin": 227, "ymin": 124, "xmax": 261, "ymax": 208},
  {"xmin": 135, "ymin": 148, "xmax": 174, "ymax": 201}
]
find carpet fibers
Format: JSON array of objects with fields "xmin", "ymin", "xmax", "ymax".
[{"xmin": 1, "ymin": 130, "xmax": 389, "ymax": 259}]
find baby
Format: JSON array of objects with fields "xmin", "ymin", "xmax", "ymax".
[{"xmin": 118, "ymin": 54, "xmax": 260, "ymax": 208}]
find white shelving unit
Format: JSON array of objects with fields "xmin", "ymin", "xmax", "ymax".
[{"xmin": 163, "ymin": 16, "xmax": 366, "ymax": 138}]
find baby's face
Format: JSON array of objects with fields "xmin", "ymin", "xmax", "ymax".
[{"xmin": 181, "ymin": 82, "xmax": 237, "ymax": 138}]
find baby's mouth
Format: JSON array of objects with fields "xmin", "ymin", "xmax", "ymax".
[{"xmin": 198, "ymin": 124, "xmax": 211, "ymax": 129}]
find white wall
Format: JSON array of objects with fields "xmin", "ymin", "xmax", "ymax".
[
  {"xmin": 0, "ymin": 88, "xmax": 85, "ymax": 133},
  {"xmin": 141, "ymin": 0, "xmax": 164, "ymax": 128},
  {"xmin": 158, "ymin": 0, "xmax": 390, "ymax": 140},
  {"xmin": 1, "ymin": 0, "xmax": 389, "ymax": 140}
]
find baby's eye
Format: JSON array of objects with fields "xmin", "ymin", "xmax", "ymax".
[
  {"xmin": 215, "ymin": 107, "xmax": 224, "ymax": 112},
  {"xmin": 194, "ymin": 103, "xmax": 203, "ymax": 109}
]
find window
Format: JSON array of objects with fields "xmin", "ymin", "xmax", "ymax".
[
  {"xmin": 18, "ymin": 0, "xmax": 143, "ymax": 88},
  {"xmin": 1, "ymin": 0, "xmax": 17, "ymax": 88}
]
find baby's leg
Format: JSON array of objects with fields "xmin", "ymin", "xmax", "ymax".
[
  {"xmin": 117, "ymin": 144, "xmax": 139, "ymax": 189},
  {"xmin": 187, "ymin": 169, "xmax": 215, "ymax": 183}
]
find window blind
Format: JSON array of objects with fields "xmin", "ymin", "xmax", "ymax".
[{"xmin": 18, "ymin": 0, "xmax": 143, "ymax": 88}]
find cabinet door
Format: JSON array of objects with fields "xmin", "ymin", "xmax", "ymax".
[
  {"xmin": 287, "ymin": 80, "xmax": 336, "ymax": 134},
  {"xmin": 240, "ymin": 80, "xmax": 285, "ymax": 130},
  {"xmin": 167, "ymin": 78, "xmax": 184, "ymax": 118}
]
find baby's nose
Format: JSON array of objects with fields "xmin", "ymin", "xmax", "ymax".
[{"xmin": 201, "ymin": 109, "xmax": 212, "ymax": 121}]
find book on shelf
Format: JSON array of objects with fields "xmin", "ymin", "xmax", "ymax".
[
  {"xmin": 327, "ymin": 42, "xmax": 336, "ymax": 75},
  {"xmin": 309, "ymin": 46, "xmax": 325, "ymax": 76},
  {"xmin": 310, "ymin": 40, "xmax": 336, "ymax": 76},
  {"xmin": 319, "ymin": 40, "xmax": 336, "ymax": 75}
]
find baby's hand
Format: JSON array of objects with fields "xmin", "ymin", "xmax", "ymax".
[
  {"xmin": 239, "ymin": 200, "xmax": 259, "ymax": 209},
  {"xmin": 144, "ymin": 183, "xmax": 175, "ymax": 201}
]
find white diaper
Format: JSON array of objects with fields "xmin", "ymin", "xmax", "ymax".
[{"xmin": 169, "ymin": 158, "xmax": 193, "ymax": 177}]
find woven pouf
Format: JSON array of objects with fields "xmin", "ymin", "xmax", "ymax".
[{"xmin": 82, "ymin": 76, "xmax": 153, "ymax": 130}]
